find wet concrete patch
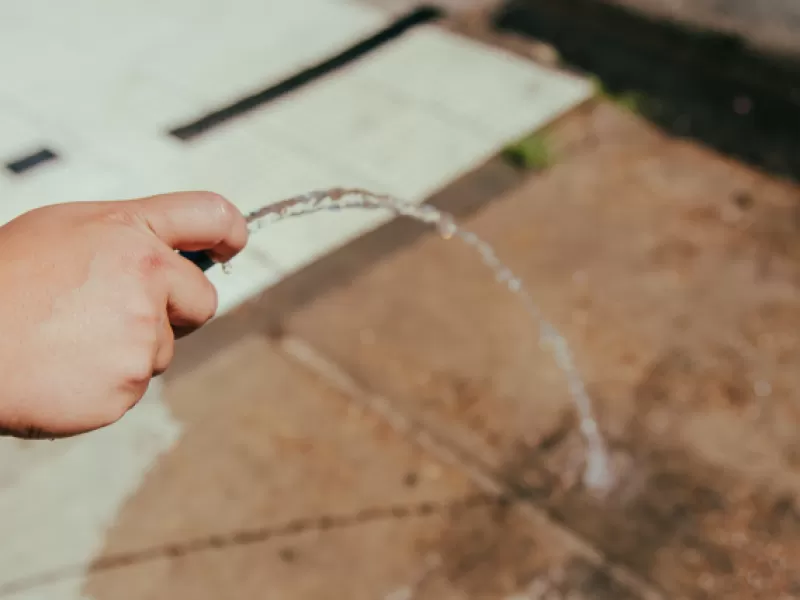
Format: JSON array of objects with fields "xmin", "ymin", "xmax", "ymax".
[
  {"xmin": 283, "ymin": 104, "xmax": 800, "ymax": 597},
  {"xmin": 501, "ymin": 421, "xmax": 800, "ymax": 598},
  {"xmin": 418, "ymin": 500, "xmax": 643, "ymax": 599},
  {"xmin": 69, "ymin": 334, "xmax": 643, "ymax": 599}
]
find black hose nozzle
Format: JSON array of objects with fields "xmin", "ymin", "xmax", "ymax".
[{"xmin": 179, "ymin": 250, "xmax": 215, "ymax": 272}]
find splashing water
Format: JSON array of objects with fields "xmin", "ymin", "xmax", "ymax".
[{"xmin": 241, "ymin": 188, "xmax": 613, "ymax": 492}]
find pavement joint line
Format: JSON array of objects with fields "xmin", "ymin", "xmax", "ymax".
[
  {"xmin": 0, "ymin": 495, "xmax": 491, "ymax": 597},
  {"xmin": 275, "ymin": 333, "xmax": 665, "ymax": 600},
  {"xmin": 168, "ymin": 5, "xmax": 444, "ymax": 140}
]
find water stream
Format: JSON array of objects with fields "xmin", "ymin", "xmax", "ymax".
[{"xmin": 240, "ymin": 188, "xmax": 613, "ymax": 492}]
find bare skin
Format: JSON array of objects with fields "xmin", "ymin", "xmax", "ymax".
[{"xmin": 0, "ymin": 191, "xmax": 248, "ymax": 439}]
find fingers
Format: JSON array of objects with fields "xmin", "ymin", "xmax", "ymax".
[
  {"xmin": 132, "ymin": 191, "xmax": 249, "ymax": 263},
  {"xmin": 149, "ymin": 251, "xmax": 218, "ymax": 374},
  {"xmin": 120, "ymin": 191, "xmax": 232, "ymax": 372},
  {"xmin": 153, "ymin": 316, "xmax": 175, "ymax": 375},
  {"xmin": 164, "ymin": 250, "xmax": 219, "ymax": 335}
]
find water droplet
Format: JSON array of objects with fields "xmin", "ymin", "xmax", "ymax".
[
  {"xmin": 496, "ymin": 269, "xmax": 512, "ymax": 284},
  {"xmin": 422, "ymin": 462, "xmax": 442, "ymax": 481},
  {"xmin": 583, "ymin": 450, "xmax": 614, "ymax": 494},
  {"xmin": 437, "ymin": 218, "xmax": 457, "ymax": 240},
  {"xmin": 754, "ymin": 380, "xmax": 772, "ymax": 398},
  {"xmin": 572, "ymin": 270, "xmax": 588, "ymax": 286}
]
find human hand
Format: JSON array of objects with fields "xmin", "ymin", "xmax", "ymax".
[{"xmin": 0, "ymin": 192, "xmax": 248, "ymax": 438}]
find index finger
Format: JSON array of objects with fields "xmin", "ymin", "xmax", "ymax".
[{"xmin": 131, "ymin": 191, "xmax": 249, "ymax": 263}]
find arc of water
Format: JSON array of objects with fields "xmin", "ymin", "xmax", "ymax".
[{"xmin": 241, "ymin": 188, "xmax": 613, "ymax": 492}]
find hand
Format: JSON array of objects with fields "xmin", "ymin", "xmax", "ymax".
[{"xmin": 0, "ymin": 192, "xmax": 248, "ymax": 438}]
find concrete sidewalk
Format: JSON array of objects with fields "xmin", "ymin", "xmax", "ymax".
[
  {"xmin": 57, "ymin": 103, "xmax": 800, "ymax": 598},
  {"xmin": 2, "ymin": 3, "xmax": 800, "ymax": 598}
]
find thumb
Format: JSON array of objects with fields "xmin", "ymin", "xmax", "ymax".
[{"xmin": 131, "ymin": 191, "xmax": 249, "ymax": 263}]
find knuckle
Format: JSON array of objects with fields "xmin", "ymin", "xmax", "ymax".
[
  {"xmin": 101, "ymin": 399, "xmax": 131, "ymax": 428},
  {"xmin": 136, "ymin": 247, "xmax": 168, "ymax": 276},
  {"xmin": 98, "ymin": 204, "xmax": 139, "ymax": 228},
  {"xmin": 117, "ymin": 317, "xmax": 160, "ymax": 381},
  {"xmin": 153, "ymin": 339, "xmax": 175, "ymax": 376},
  {"xmin": 124, "ymin": 350, "xmax": 156, "ymax": 387},
  {"xmin": 91, "ymin": 375, "xmax": 146, "ymax": 429},
  {"xmin": 162, "ymin": 337, "xmax": 176, "ymax": 363},
  {"xmin": 128, "ymin": 298, "xmax": 163, "ymax": 330}
]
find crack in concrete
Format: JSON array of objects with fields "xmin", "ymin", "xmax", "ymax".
[{"xmin": 0, "ymin": 494, "xmax": 495, "ymax": 597}]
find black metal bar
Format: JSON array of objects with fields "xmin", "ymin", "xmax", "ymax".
[
  {"xmin": 179, "ymin": 250, "xmax": 215, "ymax": 272},
  {"xmin": 5, "ymin": 148, "xmax": 58, "ymax": 175},
  {"xmin": 169, "ymin": 5, "xmax": 443, "ymax": 141}
]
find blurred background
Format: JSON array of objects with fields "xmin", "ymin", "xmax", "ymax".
[{"xmin": 1, "ymin": 0, "xmax": 799, "ymax": 598}]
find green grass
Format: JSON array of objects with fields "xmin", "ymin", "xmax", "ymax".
[
  {"xmin": 502, "ymin": 133, "xmax": 555, "ymax": 171},
  {"xmin": 591, "ymin": 76, "xmax": 647, "ymax": 115},
  {"xmin": 502, "ymin": 76, "xmax": 652, "ymax": 171}
]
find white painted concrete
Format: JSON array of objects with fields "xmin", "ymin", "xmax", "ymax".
[
  {"xmin": 235, "ymin": 25, "xmax": 592, "ymax": 276},
  {"xmin": 0, "ymin": 0, "xmax": 592, "ymax": 596},
  {"xmin": 0, "ymin": 382, "xmax": 180, "ymax": 599},
  {"xmin": 0, "ymin": 2, "xmax": 591, "ymax": 311}
]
